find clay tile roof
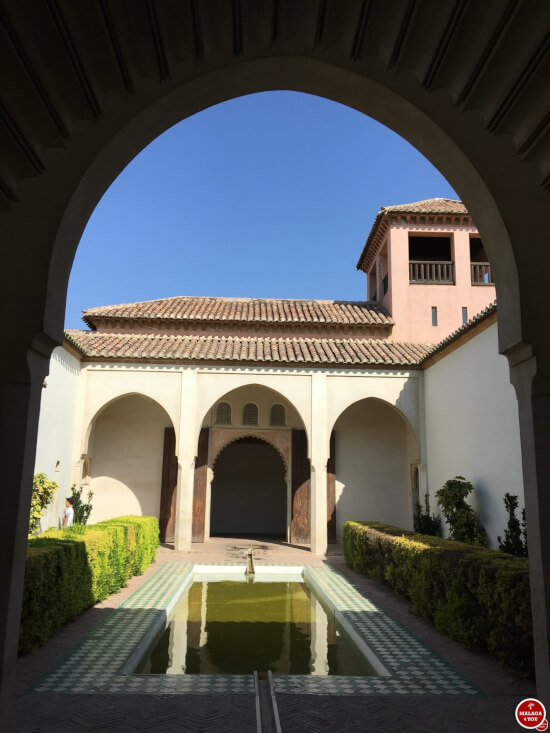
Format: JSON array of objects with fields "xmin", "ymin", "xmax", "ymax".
[
  {"xmin": 82, "ymin": 296, "xmax": 394, "ymax": 329},
  {"xmin": 356, "ymin": 198, "xmax": 470, "ymax": 272},
  {"xmin": 64, "ymin": 330, "xmax": 431, "ymax": 367},
  {"xmin": 380, "ymin": 198, "xmax": 467, "ymax": 215}
]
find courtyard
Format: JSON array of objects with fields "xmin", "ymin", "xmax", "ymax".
[
  {"xmin": 2, "ymin": 4, "xmax": 550, "ymax": 729},
  {"xmin": 14, "ymin": 539, "xmax": 534, "ymax": 733}
]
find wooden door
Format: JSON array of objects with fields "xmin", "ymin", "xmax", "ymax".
[
  {"xmin": 159, "ymin": 427, "xmax": 178, "ymax": 543},
  {"xmin": 327, "ymin": 430, "xmax": 336, "ymax": 543},
  {"xmin": 192, "ymin": 427, "xmax": 209, "ymax": 542},
  {"xmin": 290, "ymin": 429, "xmax": 311, "ymax": 544}
]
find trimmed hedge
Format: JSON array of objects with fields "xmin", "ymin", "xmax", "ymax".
[
  {"xmin": 344, "ymin": 521, "xmax": 533, "ymax": 677},
  {"xmin": 20, "ymin": 515, "xmax": 159, "ymax": 654}
]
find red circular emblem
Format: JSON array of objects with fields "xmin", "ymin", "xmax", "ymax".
[
  {"xmin": 516, "ymin": 699, "xmax": 547, "ymax": 729},
  {"xmin": 537, "ymin": 720, "xmax": 548, "ymax": 731}
]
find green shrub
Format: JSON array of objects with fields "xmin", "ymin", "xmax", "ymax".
[
  {"xmin": 29, "ymin": 473, "xmax": 58, "ymax": 535},
  {"xmin": 343, "ymin": 521, "xmax": 533, "ymax": 677},
  {"xmin": 436, "ymin": 476, "xmax": 488, "ymax": 546},
  {"xmin": 498, "ymin": 493, "xmax": 528, "ymax": 557},
  {"xmin": 94, "ymin": 515, "xmax": 159, "ymax": 575},
  {"xmin": 20, "ymin": 515, "xmax": 159, "ymax": 655},
  {"xmin": 413, "ymin": 492, "xmax": 442, "ymax": 537},
  {"xmin": 69, "ymin": 484, "xmax": 94, "ymax": 525}
]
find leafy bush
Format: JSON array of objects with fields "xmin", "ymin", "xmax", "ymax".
[
  {"xmin": 498, "ymin": 493, "xmax": 528, "ymax": 557},
  {"xmin": 20, "ymin": 515, "xmax": 159, "ymax": 654},
  {"xmin": 94, "ymin": 516, "xmax": 159, "ymax": 577},
  {"xmin": 344, "ymin": 521, "xmax": 533, "ymax": 677},
  {"xmin": 413, "ymin": 492, "xmax": 441, "ymax": 536},
  {"xmin": 69, "ymin": 484, "xmax": 94, "ymax": 525},
  {"xmin": 436, "ymin": 476, "xmax": 488, "ymax": 546},
  {"xmin": 29, "ymin": 473, "xmax": 58, "ymax": 535}
]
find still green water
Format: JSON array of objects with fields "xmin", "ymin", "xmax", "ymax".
[{"xmin": 138, "ymin": 580, "xmax": 377, "ymax": 676}]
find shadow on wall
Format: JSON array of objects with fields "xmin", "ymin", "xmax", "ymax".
[
  {"xmin": 87, "ymin": 395, "xmax": 173, "ymax": 522},
  {"xmin": 334, "ymin": 397, "xmax": 417, "ymax": 541}
]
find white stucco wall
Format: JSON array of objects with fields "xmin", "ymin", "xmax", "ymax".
[
  {"xmin": 424, "ymin": 322, "xmax": 524, "ymax": 547},
  {"xmin": 334, "ymin": 399, "xmax": 414, "ymax": 540},
  {"xmin": 87, "ymin": 394, "xmax": 173, "ymax": 523},
  {"xmin": 34, "ymin": 346, "xmax": 81, "ymax": 530}
]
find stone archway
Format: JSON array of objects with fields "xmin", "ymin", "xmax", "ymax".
[
  {"xmin": 331, "ymin": 397, "xmax": 419, "ymax": 541},
  {"xmin": 85, "ymin": 393, "xmax": 177, "ymax": 542},
  {"xmin": 1, "ymin": 5, "xmax": 550, "ymax": 719},
  {"xmin": 191, "ymin": 383, "xmax": 308, "ymax": 545},
  {"xmin": 210, "ymin": 436, "xmax": 287, "ymax": 538}
]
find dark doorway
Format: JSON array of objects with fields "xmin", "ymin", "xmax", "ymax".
[
  {"xmin": 159, "ymin": 427, "xmax": 178, "ymax": 543},
  {"xmin": 210, "ymin": 437, "xmax": 286, "ymax": 537}
]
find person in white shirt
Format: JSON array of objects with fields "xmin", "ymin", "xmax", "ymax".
[{"xmin": 63, "ymin": 497, "xmax": 74, "ymax": 527}]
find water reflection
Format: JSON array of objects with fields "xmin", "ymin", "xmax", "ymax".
[{"xmin": 138, "ymin": 580, "xmax": 377, "ymax": 677}]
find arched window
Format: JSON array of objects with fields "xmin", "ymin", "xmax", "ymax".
[
  {"xmin": 216, "ymin": 402, "xmax": 232, "ymax": 425},
  {"xmin": 270, "ymin": 404, "xmax": 286, "ymax": 426},
  {"xmin": 242, "ymin": 403, "xmax": 258, "ymax": 425}
]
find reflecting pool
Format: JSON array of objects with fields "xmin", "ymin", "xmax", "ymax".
[{"xmin": 137, "ymin": 579, "xmax": 377, "ymax": 676}]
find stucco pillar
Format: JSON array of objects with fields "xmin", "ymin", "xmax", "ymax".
[
  {"xmin": 174, "ymin": 369, "xmax": 198, "ymax": 552},
  {"xmin": 0, "ymin": 348, "xmax": 50, "ymax": 729},
  {"xmin": 375, "ymin": 255, "xmax": 383, "ymax": 303},
  {"xmin": 508, "ymin": 348, "xmax": 550, "ymax": 705},
  {"xmin": 310, "ymin": 373, "xmax": 329, "ymax": 555},
  {"xmin": 453, "ymin": 229, "xmax": 471, "ymax": 288}
]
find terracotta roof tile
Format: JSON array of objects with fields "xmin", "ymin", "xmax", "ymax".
[
  {"xmin": 381, "ymin": 198, "xmax": 467, "ymax": 215},
  {"xmin": 82, "ymin": 296, "xmax": 393, "ymax": 329},
  {"xmin": 356, "ymin": 198, "xmax": 471, "ymax": 272},
  {"xmin": 65, "ymin": 330, "xmax": 431, "ymax": 367}
]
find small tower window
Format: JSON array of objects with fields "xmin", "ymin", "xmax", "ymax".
[
  {"xmin": 270, "ymin": 404, "xmax": 286, "ymax": 427},
  {"xmin": 462, "ymin": 307, "xmax": 468, "ymax": 325},
  {"xmin": 242, "ymin": 403, "xmax": 258, "ymax": 425},
  {"xmin": 216, "ymin": 402, "xmax": 232, "ymax": 425},
  {"xmin": 431, "ymin": 306, "xmax": 438, "ymax": 326}
]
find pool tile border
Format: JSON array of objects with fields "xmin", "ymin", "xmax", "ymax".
[{"xmin": 30, "ymin": 560, "xmax": 481, "ymax": 696}]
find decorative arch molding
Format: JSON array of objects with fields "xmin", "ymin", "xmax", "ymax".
[
  {"xmin": 195, "ymin": 379, "xmax": 310, "ymax": 453},
  {"xmin": 210, "ymin": 428, "xmax": 290, "ymax": 479}
]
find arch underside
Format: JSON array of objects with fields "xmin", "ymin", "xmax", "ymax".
[
  {"xmin": 3, "ymin": 2, "xmax": 550, "ymax": 375},
  {"xmin": 210, "ymin": 436, "xmax": 287, "ymax": 538}
]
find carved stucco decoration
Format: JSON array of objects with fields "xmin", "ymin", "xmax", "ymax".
[{"xmin": 210, "ymin": 427, "xmax": 290, "ymax": 478}]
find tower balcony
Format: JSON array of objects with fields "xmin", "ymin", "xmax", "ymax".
[
  {"xmin": 471, "ymin": 262, "xmax": 494, "ymax": 285},
  {"xmin": 409, "ymin": 260, "xmax": 454, "ymax": 284}
]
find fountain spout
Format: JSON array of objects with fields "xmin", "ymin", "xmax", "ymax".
[{"xmin": 246, "ymin": 547, "xmax": 255, "ymax": 576}]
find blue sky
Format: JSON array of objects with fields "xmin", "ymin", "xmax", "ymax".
[{"xmin": 66, "ymin": 91, "xmax": 457, "ymax": 329}]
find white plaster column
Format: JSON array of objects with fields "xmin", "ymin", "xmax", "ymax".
[
  {"xmin": 376, "ymin": 255, "xmax": 383, "ymax": 302},
  {"xmin": 166, "ymin": 593, "xmax": 189, "ymax": 674},
  {"xmin": 203, "ymin": 467, "xmax": 214, "ymax": 542},
  {"xmin": 0, "ymin": 346, "xmax": 51, "ymax": 728},
  {"xmin": 508, "ymin": 348, "xmax": 550, "ymax": 705},
  {"xmin": 416, "ymin": 370, "xmax": 430, "ymax": 518},
  {"xmin": 174, "ymin": 369, "xmax": 198, "ymax": 552},
  {"xmin": 310, "ymin": 373, "xmax": 329, "ymax": 556},
  {"xmin": 310, "ymin": 594, "xmax": 329, "ymax": 675}
]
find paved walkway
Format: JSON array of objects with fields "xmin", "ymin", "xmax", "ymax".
[{"xmin": 13, "ymin": 539, "xmax": 535, "ymax": 732}]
